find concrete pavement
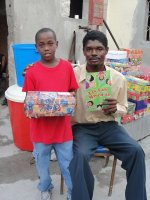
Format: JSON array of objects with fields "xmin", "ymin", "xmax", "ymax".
[{"xmin": 0, "ymin": 102, "xmax": 150, "ymax": 200}]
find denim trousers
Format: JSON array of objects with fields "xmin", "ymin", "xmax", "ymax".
[
  {"xmin": 69, "ymin": 121, "xmax": 147, "ymax": 200},
  {"xmin": 33, "ymin": 141, "xmax": 73, "ymax": 195}
]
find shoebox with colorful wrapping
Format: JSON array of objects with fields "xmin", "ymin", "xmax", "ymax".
[
  {"xmin": 128, "ymin": 91, "xmax": 148, "ymax": 101},
  {"xmin": 24, "ymin": 91, "xmax": 76, "ymax": 118},
  {"xmin": 105, "ymin": 50, "xmax": 129, "ymax": 73},
  {"xmin": 136, "ymin": 74, "xmax": 150, "ymax": 114},
  {"xmin": 128, "ymin": 99, "xmax": 147, "ymax": 111},
  {"xmin": 120, "ymin": 101, "xmax": 136, "ymax": 124},
  {"xmin": 105, "ymin": 50, "xmax": 144, "ymax": 76},
  {"xmin": 127, "ymin": 75, "xmax": 149, "ymax": 101},
  {"xmin": 127, "ymin": 101, "xmax": 136, "ymax": 115},
  {"xmin": 147, "ymin": 103, "xmax": 150, "ymax": 113},
  {"xmin": 134, "ymin": 109, "xmax": 146, "ymax": 119},
  {"xmin": 126, "ymin": 75, "xmax": 150, "ymax": 93},
  {"xmin": 123, "ymin": 48, "xmax": 143, "ymax": 66},
  {"xmin": 121, "ymin": 114, "xmax": 135, "ymax": 124}
]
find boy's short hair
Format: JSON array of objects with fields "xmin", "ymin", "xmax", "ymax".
[
  {"xmin": 83, "ymin": 30, "xmax": 108, "ymax": 49},
  {"xmin": 35, "ymin": 28, "xmax": 57, "ymax": 42}
]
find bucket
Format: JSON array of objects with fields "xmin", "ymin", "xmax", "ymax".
[
  {"xmin": 5, "ymin": 84, "xmax": 33, "ymax": 151},
  {"xmin": 12, "ymin": 44, "xmax": 40, "ymax": 87}
]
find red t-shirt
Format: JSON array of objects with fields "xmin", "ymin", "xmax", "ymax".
[{"xmin": 22, "ymin": 59, "xmax": 78, "ymax": 144}]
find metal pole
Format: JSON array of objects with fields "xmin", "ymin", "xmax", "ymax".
[{"xmin": 103, "ymin": 19, "xmax": 120, "ymax": 50}]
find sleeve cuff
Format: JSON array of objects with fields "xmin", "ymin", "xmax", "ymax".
[{"xmin": 112, "ymin": 104, "xmax": 127, "ymax": 117}]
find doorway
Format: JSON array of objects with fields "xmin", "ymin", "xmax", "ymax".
[
  {"xmin": 0, "ymin": 0, "xmax": 8, "ymax": 99},
  {"xmin": 69, "ymin": 0, "xmax": 83, "ymax": 19},
  {"xmin": 0, "ymin": 0, "xmax": 8, "ymax": 57}
]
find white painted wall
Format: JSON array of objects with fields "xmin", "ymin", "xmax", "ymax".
[
  {"xmin": 106, "ymin": 0, "xmax": 150, "ymax": 67},
  {"xmin": 6, "ymin": 0, "xmax": 89, "ymax": 85},
  {"xmin": 12, "ymin": 0, "xmax": 88, "ymax": 59},
  {"xmin": 5, "ymin": 0, "xmax": 150, "ymax": 84}
]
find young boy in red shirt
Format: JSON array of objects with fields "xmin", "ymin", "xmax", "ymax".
[{"xmin": 22, "ymin": 28, "xmax": 78, "ymax": 200}]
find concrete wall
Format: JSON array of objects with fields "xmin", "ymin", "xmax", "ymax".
[
  {"xmin": 106, "ymin": 0, "xmax": 150, "ymax": 67},
  {"xmin": 6, "ymin": 0, "xmax": 89, "ymax": 85},
  {"xmin": 5, "ymin": 0, "xmax": 150, "ymax": 85}
]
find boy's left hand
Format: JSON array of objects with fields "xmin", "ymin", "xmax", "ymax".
[
  {"xmin": 69, "ymin": 90, "xmax": 76, "ymax": 97},
  {"xmin": 101, "ymin": 98, "xmax": 117, "ymax": 115}
]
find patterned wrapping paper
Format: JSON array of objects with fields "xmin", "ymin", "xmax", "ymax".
[
  {"xmin": 126, "ymin": 70, "xmax": 144, "ymax": 77},
  {"xmin": 106, "ymin": 58, "xmax": 129, "ymax": 64},
  {"xmin": 127, "ymin": 82, "xmax": 150, "ymax": 93},
  {"xmin": 105, "ymin": 61, "xmax": 143, "ymax": 76},
  {"xmin": 127, "ymin": 75, "xmax": 150, "ymax": 93},
  {"xmin": 121, "ymin": 114, "xmax": 135, "ymax": 124},
  {"xmin": 134, "ymin": 109, "xmax": 146, "ymax": 120},
  {"xmin": 134, "ymin": 109, "xmax": 145, "ymax": 115},
  {"xmin": 128, "ymin": 91, "xmax": 149, "ymax": 101},
  {"xmin": 127, "ymin": 101, "xmax": 136, "ymax": 115},
  {"xmin": 106, "ymin": 62, "xmax": 129, "ymax": 68},
  {"xmin": 106, "ymin": 51, "xmax": 127, "ymax": 59},
  {"xmin": 115, "ymin": 116, "xmax": 121, "ymax": 124},
  {"xmin": 147, "ymin": 104, "xmax": 150, "ymax": 113},
  {"xmin": 126, "ymin": 75, "xmax": 150, "ymax": 86},
  {"xmin": 129, "ymin": 58, "xmax": 142, "ymax": 66},
  {"xmin": 105, "ymin": 51, "xmax": 128, "ymax": 74},
  {"xmin": 105, "ymin": 62, "xmax": 129, "ymax": 74},
  {"xmin": 123, "ymin": 49, "xmax": 143, "ymax": 66},
  {"xmin": 128, "ymin": 99, "xmax": 147, "ymax": 111},
  {"xmin": 24, "ymin": 91, "xmax": 76, "ymax": 118}
]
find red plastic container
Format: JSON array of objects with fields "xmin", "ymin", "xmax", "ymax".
[{"xmin": 5, "ymin": 85, "xmax": 33, "ymax": 151}]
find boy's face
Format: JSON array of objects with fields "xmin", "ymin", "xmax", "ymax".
[
  {"xmin": 36, "ymin": 31, "xmax": 58, "ymax": 62},
  {"xmin": 83, "ymin": 40, "xmax": 108, "ymax": 70}
]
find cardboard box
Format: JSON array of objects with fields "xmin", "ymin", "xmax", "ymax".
[
  {"xmin": 127, "ymin": 101, "xmax": 136, "ymax": 115},
  {"xmin": 24, "ymin": 91, "xmax": 76, "ymax": 118},
  {"xmin": 121, "ymin": 114, "xmax": 134, "ymax": 124},
  {"xmin": 128, "ymin": 99, "xmax": 147, "ymax": 111},
  {"xmin": 128, "ymin": 91, "xmax": 148, "ymax": 101}
]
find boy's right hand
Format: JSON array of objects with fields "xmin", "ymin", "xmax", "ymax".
[{"xmin": 22, "ymin": 63, "xmax": 34, "ymax": 77}]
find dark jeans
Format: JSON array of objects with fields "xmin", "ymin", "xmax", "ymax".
[{"xmin": 69, "ymin": 121, "xmax": 147, "ymax": 200}]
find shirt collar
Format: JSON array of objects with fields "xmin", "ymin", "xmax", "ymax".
[{"xmin": 79, "ymin": 64, "xmax": 87, "ymax": 83}]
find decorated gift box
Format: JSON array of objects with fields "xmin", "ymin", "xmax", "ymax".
[
  {"xmin": 134, "ymin": 109, "xmax": 145, "ymax": 115},
  {"xmin": 126, "ymin": 75, "xmax": 150, "ymax": 86},
  {"xmin": 106, "ymin": 50, "xmax": 128, "ymax": 60},
  {"xmin": 115, "ymin": 116, "xmax": 121, "ymax": 124},
  {"xmin": 129, "ymin": 58, "xmax": 142, "ymax": 66},
  {"xmin": 128, "ymin": 99, "xmax": 147, "ymax": 111},
  {"xmin": 137, "ymin": 75, "xmax": 150, "ymax": 82},
  {"xmin": 127, "ymin": 101, "xmax": 136, "ymax": 115},
  {"xmin": 128, "ymin": 91, "xmax": 148, "ymax": 101},
  {"xmin": 106, "ymin": 62, "xmax": 130, "ymax": 74},
  {"xmin": 127, "ymin": 82, "xmax": 149, "ymax": 93},
  {"xmin": 123, "ymin": 49, "xmax": 143, "ymax": 66},
  {"xmin": 106, "ymin": 58, "xmax": 128, "ymax": 64},
  {"xmin": 125, "ymin": 65, "xmax": 144, "ymax": 76},
  {"xmin": 105, "ymin": 50, "xmax": 129, "ymax": 74},
  {"xmin": 24, "ymin": 91, "xmax": 76, "ymax": 118},
  {"xmin": 126, "ymin": 70, "xmax": 144, "ymax": 77},
  {"xmin": 146, "ymin": 104, "xmax": 150, "ymax": 113},
  {"xmin": 127, "ymin": 75, "xmax": 150, "ymax": 93},
  {"xmin": 134, "ymin": 109, "xmax": 145, "ymax": 120},
  {"xmin": 121, "ymin": 114, "xmax": 135, "ymax": 124}
]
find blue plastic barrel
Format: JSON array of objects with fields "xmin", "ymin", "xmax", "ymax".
[{"xmin": 12, "ymin": 44, "xmax": 41, "ymax": 87}]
